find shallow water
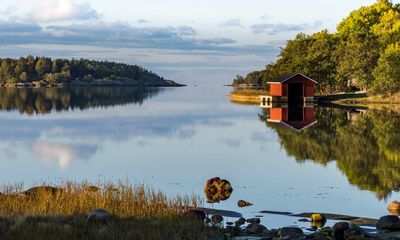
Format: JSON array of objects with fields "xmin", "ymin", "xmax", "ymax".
[{"xmin": 0, "ymin": 86, "xmax": 399, "ymax": 229}]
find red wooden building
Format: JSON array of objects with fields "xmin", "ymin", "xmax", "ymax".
[
  {"xmin": 261, "ymin": 73, "xmax": 317, "ymax": 104},
  {"xmin": 268, "ymin": 106, "xmax": 317, "ymax": 131}
]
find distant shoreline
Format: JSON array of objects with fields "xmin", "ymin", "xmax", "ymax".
[{"xmin": 0, "ymin": 79, "xmax": 186, "ymax": 88}]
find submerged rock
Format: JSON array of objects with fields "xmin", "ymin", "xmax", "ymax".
[
  {"xmin": 333, "ymin": 222, "xmax": 350, "ymax": 240},
  {"xmin": 238, "ymin": 200, "xmax": 253, "ymax": 208},
  {"xmin": 377, "ymin": 215, "xmax": 400, "ymax": 231},
  {"xmin": 87, "ymin": 209, "xmax": 112, "ymax": 223}
]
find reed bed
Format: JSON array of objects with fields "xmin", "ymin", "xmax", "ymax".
[
  {"xmin": 0, "ymin": 181, "xmax": 221, "ymax": 240},
  {"xmin": 0, "ymin": 180, "xmax": 200, "ymax": 217}
]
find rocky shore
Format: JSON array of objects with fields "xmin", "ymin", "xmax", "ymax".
[
  {"xmin": 2, "ymin": 183, "xmax": 400, "ymax": 239},
  {"xmin": 182, "ymin": 208, "xmax": 400, "ymax": 240}
]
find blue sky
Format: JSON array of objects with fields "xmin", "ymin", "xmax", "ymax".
[{"xmin": 0, "ymin": 0, "xmax": 387, "ymax": 84}]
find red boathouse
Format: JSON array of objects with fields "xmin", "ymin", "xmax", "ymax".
[{"xmin": 260, "ymin": 73, "xmax": 317, "ymax": 105}]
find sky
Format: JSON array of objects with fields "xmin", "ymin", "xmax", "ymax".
[{"xmin": 0, "ymin": 0, "xmax": 389, "ymax": 85}]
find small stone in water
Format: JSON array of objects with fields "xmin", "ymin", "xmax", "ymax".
[{"xmin": 238, "ymin": 200, "xmax": 253, "ymax": 207}]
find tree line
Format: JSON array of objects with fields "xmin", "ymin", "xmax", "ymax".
[
  {"xmin": 234, "ymin": 0, "xmax": 400, "ymax": 95},
  {"xmin": 0, "ymin": 56, "xmax": 165, "ymax": 85}
]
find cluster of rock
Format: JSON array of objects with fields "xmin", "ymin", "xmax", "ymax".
[{"xmin": 184, "ymin": 208, "xmax": 400, "ymax": 240}]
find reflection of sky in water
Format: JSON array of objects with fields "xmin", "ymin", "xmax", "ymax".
[{"xmin": 0, "ymin": 86, "xmax": 398, "ymax": 228}]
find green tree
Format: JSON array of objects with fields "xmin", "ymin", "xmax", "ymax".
[
  {"xmin": 19, "ymin": 72, "xmax": 29, "ymax": 82},
  {"xmin": 334, "ymin": 36, "xmax": 381, "ymax": 90},
  {"xmin": 372, "ymin": 43, "xmax": 400, "ymax": 94},
  {"xmin": 15, "ymin": 57, "xmax": 27, "ymax": 77},
  {"xmin": 372, "ymin": 6, "xmax": 400, "ymax": 45},
  {"xmin": 337, "ymin": 0, "xmax": 393, "ymax": 39},
  {"xmin": 35, "ymin": 57, "xmax": 52, "ymax": 78}
]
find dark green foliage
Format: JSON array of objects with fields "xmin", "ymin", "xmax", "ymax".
[
  {"xmin": 0, "ymin": 56, "xmax": 165, "ymax": 85},
  {"xmin": 260, "ymin": 107, "xmax": 400, "ymax": 199},
  {"xmin": 372, "ymin": 43, "xmax": 400, "ymax": 94},
  {"xmin": 235, "ymin": 0, "xmax": 400, "ymax": 95}
]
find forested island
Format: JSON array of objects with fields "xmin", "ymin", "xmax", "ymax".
[
  {"xmin": 233, "ymin": 0, "xmax": 400, "ymax": 96},
  {"xmin": 0, "ymin": 56, "xmax": 183, "ymax": 87}
]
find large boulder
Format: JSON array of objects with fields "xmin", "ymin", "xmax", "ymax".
[
  {"xmin": 377, "ymin": 215, "xmax": 400, "ymax": 231},
  {"xmin": 245, "ymin": 223, "xmax": 268, "ymax": 235},
  {"xmin": 333, "ymin": 222, "xmax": 350, "ymax": 240},
  {"xmin": 87, "ymin": 209, "xmax": 112, "ymax": 223},
  {"xmin": 23, "ymin": 186, "xmax": 63, "ymax": 198}
]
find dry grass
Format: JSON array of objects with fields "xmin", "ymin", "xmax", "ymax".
[
  {"xmin": 0, "ymin": 181, "xmax": 200, "ymax": 218},
  {"xmin": 230, "ymin": 89, "xmax": 267, "ymax": 96},
  {"xmin": 228, "ymin": 89, "xmax": 267, "ymax": 105},
  {"xmin": 0, "ymin": 181, "xmax": 223, "ymax": 240}
]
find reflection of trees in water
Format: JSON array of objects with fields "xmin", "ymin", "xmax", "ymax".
[
  {"xmin": 259, "ymin": 107, "xmax": 400, "ymax": 199},
  {"xmin": 0, "ymin": 87, "xmax": 162, "ymax": 115}
]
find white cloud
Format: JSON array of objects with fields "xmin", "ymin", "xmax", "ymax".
[
  {"xmin": 219, "ymin": 18, "xmax": 243, "ymax": 28},
  {"xmin": 32, "ymin": 0, "xmax": 99, "ymax": 23},
  {"xmin": 0, "ymin": 5, "xmax": 18, "ymax": 16},
  {"xmin": 29, "ymin": 141, "xmax": 98, "ymax": 170}
]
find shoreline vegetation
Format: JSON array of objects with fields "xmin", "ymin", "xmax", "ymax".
[
  {"xmin": 229, "ymin": 89, "xmax": 267, "ymax": 104},
  {"xmin": 1, "ymin": 181, "xmax": 400, "ymax": 239},
  {"xmin": 231, "ymin": 0, "xmax": 400, "ymax": 100},
  {"xmin": 0, "ymin": 56, "xmax": 184, "ymax": 88},
  {"xmin": 229, "ymin": 88, "xmax": 400, "ymax": 107}
]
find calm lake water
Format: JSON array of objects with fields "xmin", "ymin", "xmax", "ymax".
[{"xmin": 0, "ymin": 86, "xmax": 399, "ymax": 228}]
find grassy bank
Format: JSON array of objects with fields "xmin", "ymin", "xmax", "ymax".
[
  {"xmin": 0, "ymin": 181, "xmax": 223, "ymax": 240},
  {"xmin": 333, "ymin": 92, "xmax": 400, "ymax": 104},
  {"xmin": 228, "ymin": 89, "xmax": 267, "ymax": 104}
]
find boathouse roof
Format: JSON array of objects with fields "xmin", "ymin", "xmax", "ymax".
[{"xmin": 268, "ymin": 72, "xmax": 318, "ymax": 84}]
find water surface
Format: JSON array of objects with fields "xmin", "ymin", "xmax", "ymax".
[{"xmin": 0, "ymin": 86, "xmax": 399, "ymax": 228}]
